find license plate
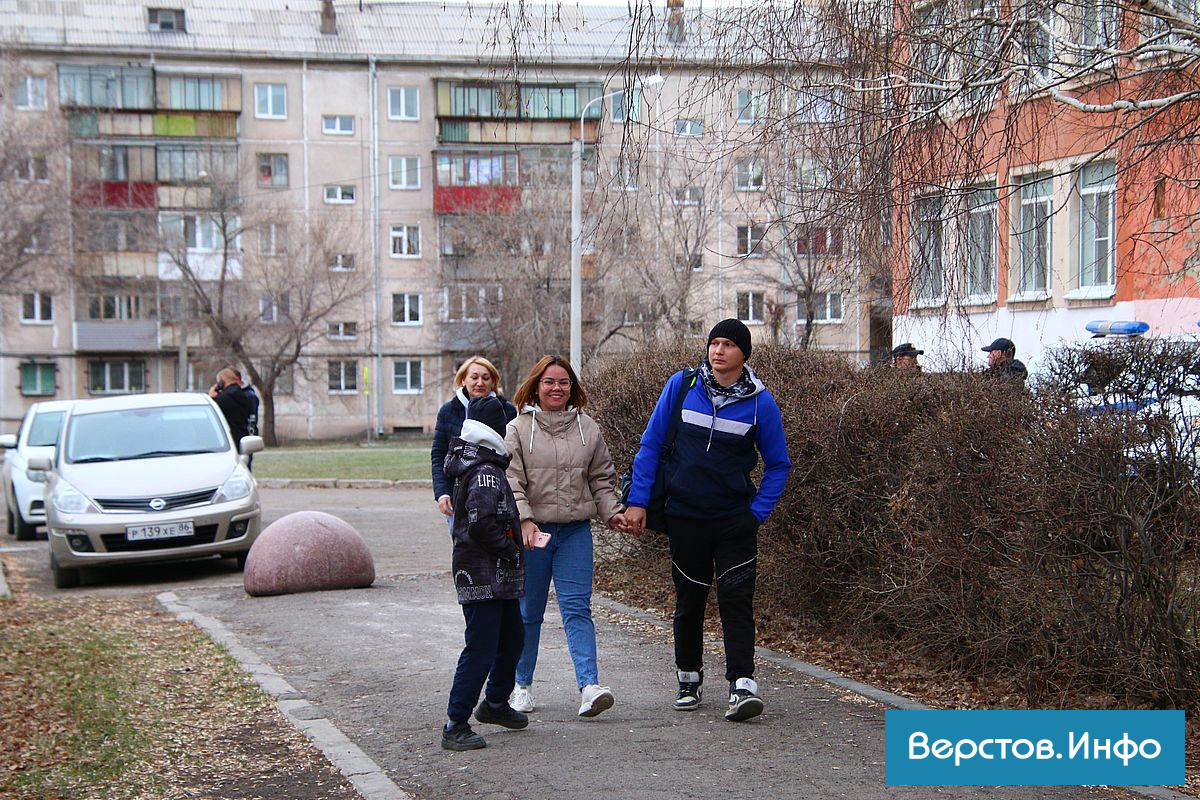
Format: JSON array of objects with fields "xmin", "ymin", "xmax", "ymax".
[{"xmin": 125, "ymin": 521, "xmax": 194, "ymax": 541}]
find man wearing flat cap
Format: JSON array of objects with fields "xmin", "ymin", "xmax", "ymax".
[
  {"xmin": 624, "ymin": 318, "xmax": 792, "ymax": 723},
  {"xmin": 891, "ymin": 342, "xmax": 923, "ymax": 371},
  {"xmin": 982, "ymin": 337, "xmax": 1028, "ymax": 383}
]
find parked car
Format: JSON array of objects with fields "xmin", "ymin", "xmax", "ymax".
[
  {"xmin": 0, "ymin": 400, "xmax": 74, "ymax": 540},
  {"xmin": 27, "ymin": 392, "xmax": 265, "ymax": 589}
]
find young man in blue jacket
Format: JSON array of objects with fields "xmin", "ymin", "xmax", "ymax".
[{"xmin": 624, "ymin": 319, "xmax": 792, "ymax": 722}]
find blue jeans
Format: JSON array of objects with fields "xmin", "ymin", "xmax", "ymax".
[
  {"xmin": 446, "ymin": 598, "xmax": 524, "ymax": 723},
  {"xmin": 516, "ymin": 520, "xmax": 598, "ymax": 690}
]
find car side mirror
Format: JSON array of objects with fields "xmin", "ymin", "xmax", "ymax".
[
  {"xmin": 0, "ymin": 434, "xmax": 15, "ymax": 449},
  {"xmin": 239, "ymin": 436, "xmax": 265, "ymax": 456},
  {"xmin": 26, "ymin": 454, "xmax": 52, "ymax": 482}
]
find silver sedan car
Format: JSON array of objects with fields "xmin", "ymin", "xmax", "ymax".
[{"xmin": 29, "ymin": 392, "xmax": 264, "ymax": 589}]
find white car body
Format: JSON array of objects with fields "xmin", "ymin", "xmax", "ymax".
[
  {"xmin": 30, "ymin": 392, "xmax": 264, "ymax": 588},
  {"xmin": 1, "ymin": 400, "xmax": 74, "ymax": 540}
]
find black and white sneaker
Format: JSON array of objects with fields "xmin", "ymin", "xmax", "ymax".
[
  {"xmin": 725, "ymin": 677, "xmax": 764, "ymax": 722},
  {"xmin": 675, "ymin": 670, "xmax": 703, "ymax": 711}
]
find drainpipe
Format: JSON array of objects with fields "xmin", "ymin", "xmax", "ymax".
[{"xmin": 370, "ymin": 56, "xmax": 384, "ymax": 437}]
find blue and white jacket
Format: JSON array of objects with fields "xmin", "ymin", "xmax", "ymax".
[{"xmin": 627, "ymin": 367, "xmax": 792, "ymax": 523}]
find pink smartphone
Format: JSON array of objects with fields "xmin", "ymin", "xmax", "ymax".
[{"xmin": 533, "ymin": 531, "xmax": 552, "ymax": 548}]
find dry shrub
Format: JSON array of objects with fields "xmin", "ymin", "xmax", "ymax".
[{"xmin": 589, "ymin": 342, "xmax": 1200, "ymax": 709}]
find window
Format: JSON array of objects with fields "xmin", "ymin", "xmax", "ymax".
[
  {"xmin": 88, "ymin": 360, "xmax": 145, "ymax": 394},
  {"xmin": 22, "ymin": 222, "xmax": 47, "ymax": 254},
  {"xmin": 257, "ymin": 153, "xmax": 288, "ymax": 187},
  {"xmin": 88, "ymin": 293, "xmax": 145, "ymax": 321},
  {"xmin": 390, "ymin": 224, "xmax": 420, "ymax": 257},
  {"xmin": 735, "ymin": 158, "xmax": 765, "ymax": 191},
  {"xmin": 1078, "ymin": 162, "xmax": 1116, "ymax": 289},
  {"xmin": 1016, "ymin": 173, "xmax": 1053, "ymax": 295},
  {"xmin": 392, "ymin": 292, "xmax": 422, "ymax": 324},
  {"xmin": 388, "ymin": 86, "xmax": 419, "ymax": 120},
  {"xmin": 148, "ymin": 8, "xmax": 185, "ymax": 31},
  {"xmin": 737, "ymin": 291, "xmax": 766, "ymax": 323},
  {"xmin": 435, "ymin": 152, "xmax": 519, "ymax": 187},
  {"xmin": 445, "ymin": 285, "xmax": 502, "ymax": 321},
  {"xmin": 611, "ymin": 88, "xmax": 642, "ymax": 123},
  {"xmin": 1017, "ymin": 0, "xmax": 1053, "ymax": 89},
  {"xmin": 259, "ymin": 223, "xmax": 287, "ymax": 256},
  {"xmin": 20, "ymin": 362, "xmax": 55, "ymax": 396},
  {"xmin": 322, "ymin": 114, "xmax": 355, "ymax": 135},
  {"xmin": 324, "ymin": 184, "xmax": 356, "ymax": 204},
  {"xmin": 156, "ymin": 145, "xmax": 237, "ymax": 182},
  {"xmin": 675, "ymin": 253, "xmax": 704, "ymax": 272},
  {"xmin": 912, "ymin": 5, "xmax": 949, "ymax": 111},
  {"xmin": 966, "ymin": 185, "xmax": 997, "ymax": 299},
  {"xmin": 16, "ymin": 153, "xmax": 48, "ymax": 182},
  {"xmin": 795, "ymin": 88, "xmax": 841, "ymax": 123},
  {"xmin": 328, "ymin": 360, "xmax": 358, "ymax": 393},
  {"xmin": 962, "ymin": 0, "xmax": 1001, "ymax": 108},
  {"xmin": 254, "ymin": 83, "xmax": 287, "ymax": 119},
  {"xmin": 160, "ymin": 214, "xmax": 222, "ymax": 252},
  {"xmin": 794, "ymin": 225, "xmax": 844, "ymax": 256},
  {"xmin": 736, "ymin": 89, "xmax": 767, "ymax": 123},
  {"xmin": 259, "ymin": 293, "xmax": 289, "ymax": 324},
  {"xmin": 330, "ymin": 253, "xmax": 356, "ymax": 272},
  {"xmin": 807, "ymin": 291, "xmax": 844, "ymax": 322},
  {"xmin": 611, "ymin": 158, "xmax": 639, "ymax": 191},
  {"xmin": 796, "ymin": 156, "xmax": 831, "ymax": 190},
  {"xmin": 20, "ymin": 291, "xmax": 52, "ymax": 323},
  {"xmin": 673, "ymin": 186, "xmax": 703, "ymax": 206},
  {"xmin": 675, "ymin": 118, "xmax": 704, "ymax": 136},
  {"xmin": 328, "ymin": 321, "xmax": 358, "ymax": 340},
  {"xmin": 58, "ymin": 65, "xmax": 153, "ymax": 110},
  {"xmin": 389, "ymin": 156, "xmax": 420, "ymax": 189},
  {"xmin": 15, "ymin": 76, "xmax": 46, "ymax": 110},
  {"xmin": 167, "ymin": 77, "xmax": 223, "ymax": 110},
  {"xmin": 101, "ymin": 146, "xmax": 128, "ymax": 180},
  {"xmin": 736, "ymin": 224, "xmax": 766, "ymax": 257},
  {"xmin": 393, "ymin": 360, "xmax": 424, "ymax": 394},
  {"xmin": 912, "ymin": 196, "xmax": 945, "ymax": 302}
]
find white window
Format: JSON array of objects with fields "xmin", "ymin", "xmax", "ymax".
[
  {"xmin": 736, "ymin": 224, "xmax": 766, "ymax": 257},
  {"xmin": 88, "ymin": 360, "xmax": 145, "ymax": 394},
  {"xmin": 327, "ymin": 321, "xmax": 358, "ymax": 340},
  {"xmin": 966, "ymin": 185, "xmax": 997, "ymax": 299},
  {"xmin": 393, "ymin": 360, "xmax": 424, "ymax": 394},
  {"xmin": 322, "ymin": 114, "xmax": 355, "ymax": 135},
  {"xmin": 737, "ymin": 291, "xmax": 766, "ymax": 323},
  {"xmin": 808, "ymin": 291, "xmax": 844, "ymax": 322},
  {"xmin": 15, "ymin": 153, "xmax": 48, "ymax": 182},
  {"xmin": 1016, "ymin": 173, "xmax": 1053, "ymax": 296},
  {"xmin": 88, "ymin": 293, "xmax": 144, "ymax": 320},
  {"xmin": 795, "ymin": 88, "xmax": 841, "ymax": 123},
  {"xmin": 673, "ymin": 186, "xmax": 703, "ymax": 206},
  {"xmin": 1017, "ymin": 0, "xmax": 1053, "ymax": 89},
  {"xmin": 257, "ymin": 153, "xmax": 288, "ymax": 187},
  {"xmin": 392, "ymin": 292, "xmax": 422, "ymax": 324},
  {"xmin": 611, "ymin": 158, "xmax": 639, "ymax": 191},
  {"xmin": 167, "ymin": 76, "xmax": 224, "ymax": 111},
  {"xmin": 1078, "ymin": 162, "xmax": 1116, "ymax": 289},
  {"xmin": 330, "ymin": 253, "xmax": 356, "ymax": 272},
  {"xmin": 796, "ymin": 156, "xmax": 831, "ymax": 190},
  {"xmin": 445, "ymin": 285, "xmax": 502, "ymax": 321},
  {"xmin": 259, "ymin": 223, "xmax": 287, "ymax": 256},
  {"xmin": 912, "ymin": 5, "xmax": 949, "ymax": 111},
  {"xmin": 675, "ymin": 253, "xmax": 703, "ymax": 272},
  {"xmin": 15, "ymin": 76, "xmax": 46, "ymax": 110},
  {"xmin": 147, "ymin": 8, "xmax": 185, "ymax": 31},
  {"xmin": 160, "ymin": 214, "xmax": 221, "ymax": 252},
  {"xmin": 736, "ymin": 89, "xmax": 767, "ymax": 123},
  {"xmin": 259, "ymin": 293, "xmax": 289, "ymax": 324},
  {"xmin": 735, "ymin": 158, "xmax": 765, "ymax": 191},
  {"xmin": 254, "ymin": 83, "xmax": 287, "ymax": 119},
  {"xmin": 390, "ymin": 224, "xmax": 421, "ymax": 257},
  {"xmin": 101, "ymin": 146, "xmax": 128, "ymax": 180},
  {"xmin": 20, "ymin": 291, "xmax": 52, "ymax": 324},
  {"xmin": 388, "ymin": 86, "xmax": 419, "ymax": 120},
  {"xmin": 20, "ymin": 363, "xmax": 55, "ymax": 396},
  {"xmin": 675, "ymin": 118, "xmax": 704, "ymax": 136},
  {"xmin": 324, "ymin": 184, "xmax": 356, "ymax": 204},
  {"xmin": 611, "ymin": 88, "xmax": 642, "ymax": 123},
  {"xmin": 328, "ymin": 360, "xmax": 358, "ymax": 393},
  {"xmin": 1079, "ymin": 0, "xmax": 1120, "ymax": 52},
  {"xmin": 912, "ymin": 196, "xmax": 945, "ymax": 302},
  {"xmin": 389, "ymin": 156, "xmax": 420, "ymax": 189}
]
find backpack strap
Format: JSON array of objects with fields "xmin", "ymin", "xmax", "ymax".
[{"xmin": 663, "ymin": 368, "xmax": 698, "ymax": 452}]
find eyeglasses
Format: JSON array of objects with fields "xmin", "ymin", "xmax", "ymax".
[{"xmin": 539, "ymin": 378, "xmax": 572, "ymax": 388}]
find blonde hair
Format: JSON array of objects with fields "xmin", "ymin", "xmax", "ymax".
[
  {"xmin": 511, "ymin": 355, "xmax": 588, "ymax": 410},
  {"xmin": 454, "ymin": 356, "xmax": 502, "ymax": 393}
]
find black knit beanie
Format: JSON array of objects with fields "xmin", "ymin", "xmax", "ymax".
[
  {"xmin": 707, "ymin": 318, "xmax": 752, "ymax": 361},
  {"xmin": 467, "ymin": 395, "xmax": 507, "ymax": 438}
]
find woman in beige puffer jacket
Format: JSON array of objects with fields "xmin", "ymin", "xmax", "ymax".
[{"xmin": 503, "ymin": 355, "xmax": 628, "ymax": 720}]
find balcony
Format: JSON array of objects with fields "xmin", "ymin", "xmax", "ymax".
[{"xmin": 73, "ymin": 320, "xmax": 159, "ymax": 353}]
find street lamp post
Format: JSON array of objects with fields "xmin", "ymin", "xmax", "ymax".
[{"xmin": 570, "ymin": 74, "xmax": 663, "ymax": 369}]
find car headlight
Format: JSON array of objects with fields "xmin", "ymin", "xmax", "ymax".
[
  {"xmin": 52, "ymin": 481, "xmax": 97, "ymax": 515},
  {"xmin": 213, "ymin": 466, "xmax": 254, "ymax": 503}
]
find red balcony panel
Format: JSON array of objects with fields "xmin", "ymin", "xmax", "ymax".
[
  {"xmin": 74, "ymin": 181, "xmax": 157, "ymax": 209},
  {"xmin": 434, "ymin": 185, "xmax": 521, "ymax": 214}
]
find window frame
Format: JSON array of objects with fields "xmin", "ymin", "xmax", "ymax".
[
  {"xmin": 388, "ymin": 86, "xmax": 420, "ymax": 121},
  {"xmin": 1015, "ymin": 173, "xmax": 1053, "ymax": 298},
  {"xmin": 388, "ymin": 155, "xmax": 421, "ymax": 189},
  {"xmin": 254, "ymin": 83, "xmax": 287, "ymax": 120},
  {"xmin": 674, "ymin": 118, "xmax": 704, "ymax": 136},
  {"xmin": 323, "ymin": 184, "xmax": 357, "ymax": 204},
  {"xmin": 330, "ymin": 253, "xmax": 356, "ymax": 272},
  {"xmin": 808, "ymin": 290, "xmax": 845, "ymax": 323},
  {"xmin": 389, "ymin": 224, "xmax": 421, "ymax": 258},
  {"xmin": 327, "ymin": 321, "xmax": 358, "ymax": 341},
  {"xmin": 392, "ymin": 292, "xmax": 422, "ymax": 325},
  {"xmin": 321, "ymin": 114, "xmax": 355, "ymax": 136},
  {"xmin": 147, "ymin": 8, "xmax": 186, "ymax": 32},
  {"xmin": 965, "ymin": 184, "xmax": 998, "ymax": 302},
  {"xmin": 736, "ymin": 88, "xmax": 768, "ymax": 124},
  {"xmin": 87, "ymin": 359, "xmax": 145, "ymax": 395},
  {"xmin": 392, "ymin": 359, "xmax": 424, "ymax": 394},
  {"xmin": 912, "ymin": 195, "xmax": 947, "ymax": 305},
  {"xmin": 1076, "ymin": 162, "xmax": 1116, "ymax": 292},
  {"xmin": 15, "ymin": 75, "xmax": 47, "ymax": 110},
  {"xmin": 736, "ymin": 290, "xmax": 767, "ymax": 323},
  {"xmin": 20, "ymin": 291, "xmax": 53, "ymax": 324},
  {"xmin": 736, "ymin": 223, "xmax": 767, "ymax": 258},
  {"xmin": 735, "ymin": 158, "xmax": 766, "ymax": 192},
  {"xmin": 19, "ymin": 362, "xmax": 56, "ymax": 396},
  {"xmin": 257, "ymin": 153, "xmax": 288, "ymax": 188},
  {"xmin": 327, "ymin": 360, "xmax": 358, "ymax": 394}
]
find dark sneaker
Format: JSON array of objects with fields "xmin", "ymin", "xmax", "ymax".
[
  {"xmin": 675, "ymin": 670, "xmax": 703, "ymax": 711},
  {"xmin": 442, "ymin": 722, "xmax": 486, "ymax": 751},
  {"xmin": 474, "ymin": 700, "xmax": 529, "ymax": 730},
  {"xmin": 725, "ymin": 677, "xmax": 764, "ymax": 722}
]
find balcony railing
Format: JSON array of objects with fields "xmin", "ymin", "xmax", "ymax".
[{"xmin": 73, "ymin": 320, "xmax": 159, "ymax": 352}]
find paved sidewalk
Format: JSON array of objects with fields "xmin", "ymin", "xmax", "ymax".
[{"xmin": 157, "ymin": 488, "xmax": 1179, "ymax": 800}]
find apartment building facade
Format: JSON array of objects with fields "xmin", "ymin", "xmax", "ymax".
[{"xmin": 0, "ymin": 0, "xmax": 887, "ymax": 439}]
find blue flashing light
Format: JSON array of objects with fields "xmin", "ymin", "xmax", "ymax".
[{"xmin": 1085, "ymin": 320, "xmax": 1150, "ymax": 337}]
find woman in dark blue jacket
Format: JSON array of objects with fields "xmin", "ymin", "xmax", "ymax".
[{"xmin": 431, "ymin": 356, "xmax": 517, "ymax": 527}]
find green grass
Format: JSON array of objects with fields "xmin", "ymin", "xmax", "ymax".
[{"xmin": 252, "ymin": 442, "xmax": 432, "ymax": 481}]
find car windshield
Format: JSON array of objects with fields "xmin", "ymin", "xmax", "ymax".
[
  {"xmin": 27, "ymin": 411, "xmax": 65, "ymax": 447},
  {"xmin": 65, "ymin": 405, "xmax": 229, "ymax": 464}
]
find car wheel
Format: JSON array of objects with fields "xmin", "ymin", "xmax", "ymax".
[
  {"xmin": 14, "ymin": 508, "xmax": 37, "ymax": 541},
  {"xmin": 50, "ymin": 552, "xmax": 81, "ymax": 589}
]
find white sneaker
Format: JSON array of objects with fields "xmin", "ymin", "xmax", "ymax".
[
  {"xmin": 578, "ymin": 683, "xmax": 615, "ymax": 717},
  {"xmin": 509, "ymin": 685, "xmax": 534, "ymax": 713}
]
